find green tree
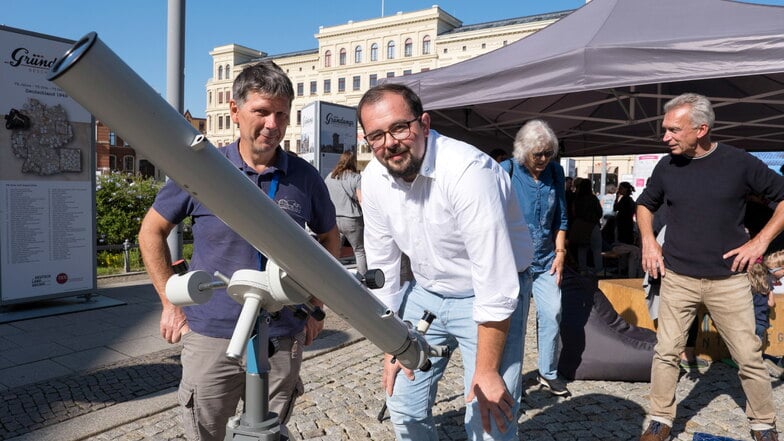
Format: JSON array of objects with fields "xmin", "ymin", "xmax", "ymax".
[{"xmin": 96, "ymin": 172, "xmax": 161, "ymax": 245}]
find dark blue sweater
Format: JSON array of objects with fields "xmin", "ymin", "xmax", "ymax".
[{"xmin": 637, "ymin": 144, "xmax": 784, "ymax": 278}]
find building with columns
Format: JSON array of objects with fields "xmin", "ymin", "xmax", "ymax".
[
  {"xmin": 204, "ymin": 4, "xmax": 634, "ymax": 182},
  {"xmin": 205, "ymin": 6, "xmax": 570, "ymax": 163}
]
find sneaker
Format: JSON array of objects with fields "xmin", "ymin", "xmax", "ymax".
[
  {"xmin": 679, "ymin": 357, "xmax": 710, "ymax": 372},
  {"xmin": 640, "ymin": 421, "xmax": 672, "ymax": 441},
  {"xmin": 764, "ymin": 358, "xmax": 784, "ymax": 379},
  {"xmin": 536, "ymin": 373, "xmax": 570, "ymax": 396},
  {"xmin": 751, "ymin": 428, "xmax": 779, "ymax": 441}
]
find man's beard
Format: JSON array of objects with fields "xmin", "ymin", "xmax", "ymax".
[{"xmin": 386, "ymin": 151, "xmax": 423, "ymax": 181}]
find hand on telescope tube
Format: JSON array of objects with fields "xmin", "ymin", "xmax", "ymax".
[{"xmin": 382, "ymin": 353, "xmax": 415, "ymax": 396}]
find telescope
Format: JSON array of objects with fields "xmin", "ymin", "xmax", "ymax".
[{"xmin": 49, "ymin": 32, "xmax": 444, "ymax": 441}]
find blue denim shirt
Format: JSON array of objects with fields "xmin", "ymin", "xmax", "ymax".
[{"xmin": 502, "ymin": 159, "xmax": 568, "ymax": 273}]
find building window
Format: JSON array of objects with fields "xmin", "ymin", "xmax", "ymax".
[
  {"xmin": 369, "ymin": 74, "xmax": 377, "ymax": 87},
  {"xmin": 225, "ymin": 64, "xmax": 231, "ymax": 78},
  {"xmin": 339, "ymin": 48, "xmax": 347, "ymax": 65},
  {"xmin": 296, "ymin": 139, "xmax": 301, "ymax": 152},
  {"xmin": 109, "ymin": 131, "xmax": 116, "ymax": 146},
  {"xmin": 421, "ymin": 67, "xmax": 430, "ymax": 72},
  {"xmin": 338, "ymin": 77, "xmax": 346, "ymax": 92},
  {"xmin": 324, "ymin": 50, "xmax": 332, "ymax": 67},
  {"xmin": 218, "ymin": 91, "xmax": 223, "ymax": 104},
  {"xmin": 123, "ymin": 155, "xmax": 135, "ymax": 172},
  {"xmin": 109, "ymin": 155, "xmax": 117, "ymax": 170},
  {"xmin": 225, "ymin": 115, "xmax": 231, "ymax": 130},
  {"xmin": 462, "ymin": 46, "xmax": 467, "ymax": 52},
  {"xmin": 218, "ymin": 117, "xmax": 223, "ymax": 130},
  {"xmin": 370, "ymin": 43, "xmax": 378, "ymax": 61},
  {"xmin": 218, "ymin": 65, "xmax": 223, "ymax": 80},
  {"xmin": 354, "ymin": 45, "xmax": 362, "ymax": 63},
  {"xmin": 297, "ymin": 110, "xmax": 301, "ymax": 125},
  {"xmin": 443, "ymin": 48, "xmax": 448, "ymax": 54},
  {"xmin": 482, "ymin": 43, "xmax": 486, "ymax": 49},
  {"xmin": 386, "ymin": 72, "xmax": 394, "ymax": 78},
  {"xmin": 310, "ymin": 81, "xmax": 317, "ymax": 95},
  {"xmin": 352, "ymin": 75, "xmax": 361, "ymax": 91},
  {"xmin": 323, "ymin": 79, "xmax": 331, "ymax": 94},
  {"xmin": 208, "ymin": 91, "xmax": 212, "ymax": 105},
  {"xmin": 404, "ymin": 38, "xmax": 413, "ymax": 57},
  {"xmin": 503, "ymin": 40, "xmax": 508, "ymax": 46},
  {"xmin": 297, "ymin": 82, "xmax": 304, "ymax": 97},
  {"xmin": 403, "ymin": 69, "xmax": 412, "ymax": 76},
  {"xmin": 284, "ymin": 140, "xmax": 290, "ymax": 150},
  {"xmin": 386, "ymin": 41, "xmax": 395, "ymax": 59},
  {"xmin": 422, "ymin": 35, "xmax": 431, "ymax": 55}
]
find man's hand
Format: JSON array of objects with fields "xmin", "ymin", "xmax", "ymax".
[
  {"xmin": 160, "ymin": 303, "xmax": 189, "ymax": 343},
  {"xmin": 382, "ymin": 353, "xmax": 414, "ymax": 396},
  {"xmin": 641, "ymin": 236, "xmax": 665, "ymax": 279},
  {"xmin": 304, "ymin": 315, "xmax": 324, "ymax": 346},
  {"xmin": 723, "ymin": 236, "xmax": 768, "ymax": 272},
  {"xmin": 465, "ymin": 369, "xmax": 514, "ymax": 434}
]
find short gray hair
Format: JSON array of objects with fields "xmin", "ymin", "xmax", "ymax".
[
  {"xmin": 512, "ymin": 119, "xmax": 558, "ymax": 164},
  {"xmin": 663, "ymin": 93, "xmax": 715, "ymax": 129},
  {"xmin": 232, "ymin": 60, "xmax": 294, "ymax": 108}
]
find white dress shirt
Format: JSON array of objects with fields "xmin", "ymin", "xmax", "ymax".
[{"xmin": 361, "ymin": 130, "xmax": 533, "ymax": 323}]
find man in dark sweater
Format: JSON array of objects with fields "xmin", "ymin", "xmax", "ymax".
[{"xmin": 636, "ymin": 93, "xmax": 784, "ymax": 441}]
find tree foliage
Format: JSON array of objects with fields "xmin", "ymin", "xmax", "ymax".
[{"xmin": 96, "ymin": 172, "xmax": 161, "ymax": 245}]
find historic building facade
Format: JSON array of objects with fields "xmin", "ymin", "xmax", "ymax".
[{"xmin": 205, "ymin": 6, "xmax": 570, "ymax": 164}]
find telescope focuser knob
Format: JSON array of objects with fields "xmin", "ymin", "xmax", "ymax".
[
  {"xmin": 416, "ymin": 310, "xmax": 437, "ymax": 334},
  {"xmin": 363, "ymin": 269, "xmax": 385, "ymax": 289}
]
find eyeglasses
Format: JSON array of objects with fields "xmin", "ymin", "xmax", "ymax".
[
  {"xmin": 364, "ymin": 117, "xmax": 420, "ymax": 151},
  {"xmin": 769, "ymin": 267, "xmax": 784, "ymax": 275},
  {"xmin": 531, "ymin": 150, "xmax": 554, "ymax": 159}
]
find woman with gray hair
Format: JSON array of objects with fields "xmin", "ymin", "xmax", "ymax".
[{"xmin": 501, "ymin": 119, "xmax": 570, "ymax": 396}]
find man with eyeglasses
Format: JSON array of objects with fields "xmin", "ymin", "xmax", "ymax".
[
  {"xmin": 357, "ymin": 83, "xmax": 534, "ymax": 441},
  {"xmin": 636, "ymin": 93, "xmax": 784, "ymax": 441}
]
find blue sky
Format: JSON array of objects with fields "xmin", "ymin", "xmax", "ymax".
[{"xmin": 4, "ymin": 0, "xmax": 784, "ymax": 117}]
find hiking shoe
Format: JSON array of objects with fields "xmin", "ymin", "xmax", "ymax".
[
  {"xmin": 640, "ymin": 421, "xmax": 672, "ymax": 441},
  {"xmin": 536, "ymin": 373, "xmax": 570, "ymax": 396},
  {"xmin": 764, "ymin": 358, "xmax": 784, "ymax": 379},
  {"xmin": 679, "ymin": 357, "xmax": 709, "ymax": 372},
  {"xmin": 751, "ymin": 428, "xmax": 779, "ymax": 441}
]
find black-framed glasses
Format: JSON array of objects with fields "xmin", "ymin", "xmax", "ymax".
[
  {"xmin": 364, "ymin": 117, "xmax": 420, "ymax": 150},
  {"xmin": 531, "ymin": 150, "xmax": 554, "ymax": 159}
]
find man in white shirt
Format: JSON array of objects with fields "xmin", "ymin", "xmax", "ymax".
[{"xmin": 358, "ymin": 83, "xmax": 534, "ymax": 441}]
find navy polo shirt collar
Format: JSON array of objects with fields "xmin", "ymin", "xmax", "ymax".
[{"xmin": 224, "ymin": 140, "xmax": 289, "ymax": 178}]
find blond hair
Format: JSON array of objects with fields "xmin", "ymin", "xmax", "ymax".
[{"xmin": 748, "ymin": 249, "xmax": 784, "ymax": 294}]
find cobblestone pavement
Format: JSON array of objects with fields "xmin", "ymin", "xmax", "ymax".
[{"xmin": 7, "ymin": 310, "xmax": 783, "ymax": 441}]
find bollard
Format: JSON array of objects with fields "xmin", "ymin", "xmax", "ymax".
[{"xmin": 123, "ymin": 239, "xmax": 131, "ymax": 273}]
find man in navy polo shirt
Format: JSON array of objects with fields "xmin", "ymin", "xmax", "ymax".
[{"xmin": 139, "ymin": 60, "xmax": 339, "ymax": 441}]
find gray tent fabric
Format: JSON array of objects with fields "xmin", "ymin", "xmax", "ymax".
[{"xmin": 390, "ymin": 0, "xmax": 784, "ymax": 157}]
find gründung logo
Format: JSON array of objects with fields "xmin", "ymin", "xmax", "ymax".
[
  {"xmin": 324, "ymin": 112, "xmax": 353, "ymax": 127},
  {"xmin": 7, "ymin": 47, "xmax": 58, "ymax": 70}
]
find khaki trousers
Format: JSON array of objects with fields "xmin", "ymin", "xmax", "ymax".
[{"xmin": 649, "ymin": 269, "xmax": 775, "ymax": 427}]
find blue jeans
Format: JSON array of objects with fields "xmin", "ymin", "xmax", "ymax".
[
  {"xmin": 531, "ymin": 270, "xmax": 562, "ymax": 380},
  {"xmin": 386, "ymin": 272, "xmax": 531, "ymax": 441}
]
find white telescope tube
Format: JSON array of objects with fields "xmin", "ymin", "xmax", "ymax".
[{"xmin": 49, "ymin": 33, "xmax": 428, "ymax": 370}]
